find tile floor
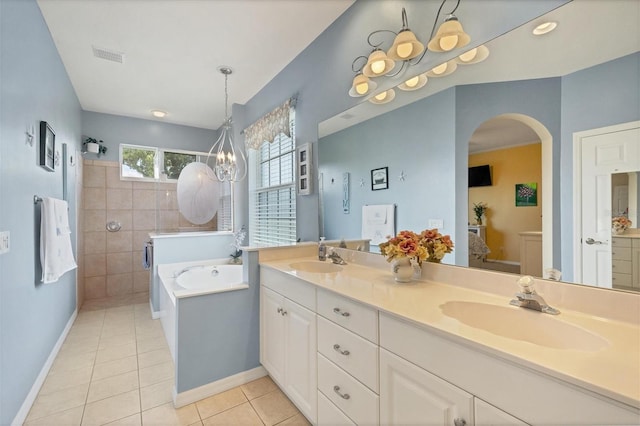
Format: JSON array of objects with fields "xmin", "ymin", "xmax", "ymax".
[{"xmin": 25, "ymin": 301, "xmax": 309, "ymax": 426}]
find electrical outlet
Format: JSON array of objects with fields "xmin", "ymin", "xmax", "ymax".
[
  {"xmin": 0, "ymin": 231, "xmax": 9, "ymax": 254},
  {"xmin": 428, "ymin": 219, "xmax": 444, "ymax": 229}
]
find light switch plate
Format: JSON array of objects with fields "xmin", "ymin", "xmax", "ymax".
[
  {"xmin": 428, "ymin": 219, "xmax": 444, "ymax": 229},
  {"xmin": 0, "ymin": 231, "xmax": 9, "ymax": 254}
]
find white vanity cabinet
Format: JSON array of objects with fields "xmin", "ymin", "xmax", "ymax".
[
  {"xmin": 474, "ymin": 399, "xmax": 527, "ymax": 426},
  {"xmin": 260, "ymin": 270, "xmax": 317, "ymax": 423},
  {"xmin": 379, "ymin": 312, "xmax": 638, "ymax": 425},
  {"xmin": 380, "ymin": 348, "xmax": 474, "ymax": 425}
]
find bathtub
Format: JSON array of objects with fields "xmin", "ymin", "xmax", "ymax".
[{"xmin": 157, "ymin": 259, "xmax": 248, "ymax": 364}]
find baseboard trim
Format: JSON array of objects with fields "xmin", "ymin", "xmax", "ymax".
[
  {"xmin": 12, "ymin": 309, "xmax": 78, "ymax": 426},
  {"xmin": 150, "ymin": 298, "xmax": 160, "ymax": 319},
  {"xmin": 173, "ymin": 366, "xmax": 267, "ymax": 408}
]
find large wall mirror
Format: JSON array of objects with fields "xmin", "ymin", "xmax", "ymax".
[{"xmin": 317, "ymin": 1, "xmax": 640, "ymax": 292}]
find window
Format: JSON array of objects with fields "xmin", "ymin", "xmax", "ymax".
[
  {"xmin": 163, "ymin": 151, "xmax": 197, "ymax": 180},
  {"xmin": 249, "ymin": 110, "xmax": 296, "ymax": 246},
  {"xmin": 120, "ymin": 144, "xmax": 158, "ymax": 180}
]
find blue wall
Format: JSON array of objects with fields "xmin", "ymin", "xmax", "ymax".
[
  {"xmin": 319, "ymin": 88, "xmax": 457, "ymax": 263},
  {"xmin": 235, "ymin": 0, "xmax": 568, "ymax": 243},
  {"xmin": 560, "ymin": 52, "xmax": 640, "ymax": 282},
  {"xmin": 0, "ymin": 0, "xmax": 82, "ymax": 424},
  {"xmin": 82, "ymin": 111, "xmax": 217, "ymax": 162}
]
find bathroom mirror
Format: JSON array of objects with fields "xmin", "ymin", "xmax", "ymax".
[{"xmin": 317, "ymin": 0, "xmax": 640, "ymax": 291}]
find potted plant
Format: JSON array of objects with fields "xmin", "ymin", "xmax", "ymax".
[
  {"xmin": 83, "ymin": 137, "xmax": 107, "ymax": 157},
  {"xmin": 473, "ymin": 202, "xmax": 488, "ymax": 225},
  {"xmin": 229, "ymin": 226, "xmax": 247, "ymax": 264}
]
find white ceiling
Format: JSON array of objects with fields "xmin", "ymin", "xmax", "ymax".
[
  {"xmin": 319, "ymin": 0, "xmax": 640, "ymax": 150},
  {"xmin": 36, "ymin": 0, "xmax": 354, "ymax": 129}
]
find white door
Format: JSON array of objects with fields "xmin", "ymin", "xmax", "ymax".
[
  {"xmin": 260, "ymin": 287, "xmax": 285, "ymax": 384},
  {"xmin": 577, "ymin": 122, "xmax": 640, "ymax": 286},
  {"xmin": 380, "ymin": 348, "xmax": 473, "ymax": 426},
  {"xmin": 284, "ymin": 299, "xmax": 317, "ymax": 422}
]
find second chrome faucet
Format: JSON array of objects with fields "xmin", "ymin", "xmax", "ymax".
[{"xmin": 510, "ymin": 275, "xmax": 560, "ymax": 315}]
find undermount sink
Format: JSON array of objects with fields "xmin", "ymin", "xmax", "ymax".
[
  {"xmin": 440, "ymin": 301, "xmax": 609, "ymax": 351},
  {"xmin": 289, "ymin": 261, "xmax": 344, "ymax": 274}
]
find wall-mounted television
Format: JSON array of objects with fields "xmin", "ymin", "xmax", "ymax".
[{"xmin": 469, "ymin": 165, "xmax": 492, "ymax": 187}]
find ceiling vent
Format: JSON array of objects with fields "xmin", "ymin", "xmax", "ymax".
[
  {"xmin": 92, "ymin": 46, "xmax": 125, "ymax": 64},
  {"xmin": 340, "ymin": 113, "xmax": 355, "ymax": 120}
]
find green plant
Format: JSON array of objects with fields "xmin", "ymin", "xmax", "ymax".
[
  {"xmin": 473, "ymin": 202, "xmax": 488, "ymax": 219},
  {"xmin": 83, "ymin": 137, "xmax": 107, "ymax": 156}
]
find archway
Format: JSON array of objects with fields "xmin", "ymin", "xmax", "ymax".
[{"xmin": 468, "ymin": 113, "xmax": 553, "ymax": 275}]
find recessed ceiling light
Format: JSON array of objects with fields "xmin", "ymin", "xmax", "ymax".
[
  {"xmin": 533, "ymin": 21, "xmax": 557, "ymax": 36},
  {"xmin": 151, "ymin": 110, "xmax": 167, "ymax": 118}
]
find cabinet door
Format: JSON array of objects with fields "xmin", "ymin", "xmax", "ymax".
[
  {"xmin": 475, "ymin": 398, "xmax": 528, "ymax": 426},
  {"xmin": 261, "ymin": 286, "xmax": 285, "ymax": 384},
  {"xmin": 632, "ymin": 245, "xmax": 640, "ymax": 289},
  {"xmin": 380, "ymin": 348, "xmax": 473, "ymax": 426},
  {"xmin": 284, "ymin": 298, "xmax": 317, "ymax": 422}
]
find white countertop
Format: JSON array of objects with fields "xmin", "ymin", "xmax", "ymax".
[{"xmin": 260, "ymin": 256, "xmax": 640, "ymax": 409}]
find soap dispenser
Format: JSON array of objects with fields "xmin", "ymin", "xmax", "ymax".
[
  {"xmin": 339, "ymin": 238, "xmax": 347, "ymax": 248},
  {"xmin": 318, "ymin": 237, "xmax": 327, "ymax": 261}
]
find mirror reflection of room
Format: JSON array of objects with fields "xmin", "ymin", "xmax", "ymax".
[
  {"xmin": 467, "ymin": 118, "xmax": 542, "ymax": 276},
  {"xmin": 611, "ymin": 172, "xmax": 640, "ymax": 292}
]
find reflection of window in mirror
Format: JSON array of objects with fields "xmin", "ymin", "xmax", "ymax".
[{"xmin": 612, "ymin": 172, "xmax": 638, "ymax": 227}]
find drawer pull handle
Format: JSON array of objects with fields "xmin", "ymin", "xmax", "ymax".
[
  {"xmin": 453, "ymin": 418, "xmax": 466, "ymax": 426},
  {"xmin": 333, "ymin": 344, "xmax": 350, "ymax": 356},
  {"xmin": 277, "ymin": 307, "xmax": 283, "ymax": 314},
  {"xmin": 333, "ymin": 308, "xmax": 350, "ymax": 317},
  {"xmin": 333, "ymin": 385, "xmax": 350, "ymax": 400}
]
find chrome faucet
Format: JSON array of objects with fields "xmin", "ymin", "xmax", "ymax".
[
  {"xmin": 327, "ymin": 248, "xmax": 347, "ymax": 265},
  {"xmin": 509, "ymin": 276, "xmax": 560, "ymax": 315},
  {"xmin": 173, "ymin": 265, "xmax": 204, "ymax": 278}
]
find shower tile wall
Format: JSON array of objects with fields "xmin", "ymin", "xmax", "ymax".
[{"xmin": 81, "ymin": 160, "xmax": 181, "ymax": 302}]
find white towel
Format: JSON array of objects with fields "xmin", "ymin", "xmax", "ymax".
[
  {"xmin": 40, "ymin": 197, "xmax": 77, "ymax": 283},
  {"xmin": 362, "ymin": 204, "xmax": 395, "ymax": 246}
]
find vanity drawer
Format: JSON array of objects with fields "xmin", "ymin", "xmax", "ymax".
[
  {"xmin": 317, "ymin": 289, "xmax": 378, "ymax": 343},
  {"xmin": 317, "ymin": 391, "xmax": 356, "ymax": 426},
  {"xmin": 612, "ymin": 237, "xmax": 632, "ymax": 248},
  {"xmin": 612, "ymin": 272, "xmax": 632, "ymax": 286},
  {"xmin": 611, "ymin": 259, "xmax": 632, "ymax": 274},
  {"xmin": 318, "ymin": 354, "xmax": 379, "ymax": 426},
  {"xmin": 317, "ymin": 316, "xmax": 379, "ymax": 392},
  {"xmin": 612, "ymin": 247, "xmax": 632, "ymax": 260}
]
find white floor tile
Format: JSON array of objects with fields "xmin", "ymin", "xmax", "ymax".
[
  {"xmin": 81, "ymin": 389, "xmax": 140, "ymax": 426},
  {"xmin": 87, "ymin": 370, "xmax": 139, "ymax": 403}
]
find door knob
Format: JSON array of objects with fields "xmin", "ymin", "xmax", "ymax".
[{"xmin": 585, "ymin": 238, "xmax": 604, "ymax": 245}]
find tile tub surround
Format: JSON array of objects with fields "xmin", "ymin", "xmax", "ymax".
[
  {"xmin": 80, "ymin": 159, "xmax": 218, "ymax": 304},
  {"xmin": 25, "ymin": 302, "xmax": 307, "ymax": 426},
  {"xmin": 258, "ymin": 246, "xmax": 640, "ymax": 410}
]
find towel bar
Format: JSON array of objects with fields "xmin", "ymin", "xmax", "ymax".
[{"xmin": 34, "ymin": 195, "xmax": 43, "ymax": 204}]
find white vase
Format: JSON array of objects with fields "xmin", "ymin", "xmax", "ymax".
[{"xmin": 392, "ymin": 258, "xmax": 416, "ymax": 283}]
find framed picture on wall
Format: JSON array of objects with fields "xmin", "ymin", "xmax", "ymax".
[
  {"xmin": 516, "ymin": 182, "xmax": 537, "ymax": 206},
  {"xmin": 371, "ymin": 167, "xmax": 388, "ymax": 191},
  {"xmin": 39, "ymin": 121, "xmax": 55, "ymax": 172}
]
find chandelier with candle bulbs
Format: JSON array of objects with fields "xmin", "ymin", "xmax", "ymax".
[{"xmin": 207, "ymin": 66, "xmax": 247, "ymax": 182}]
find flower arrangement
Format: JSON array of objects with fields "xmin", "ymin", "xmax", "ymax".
[
  {"xmin": 379, "ymin": 229, "xmax": 454, "ymax": 265},
  {"xmin": 229, "ymin": 226, "xmax": 247, "ymax": 263},
  {"xmin": 472, "ymin": 202, "xmax": 488, "ymax": 225},
  {"xmin": 612, "ymin": 216, "xmax": 632, "ymax": 234}
]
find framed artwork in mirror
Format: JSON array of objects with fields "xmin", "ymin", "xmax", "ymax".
[
  {"xmin": 39, "ymin": 121, "xmax": 55, "ymax": 172},
  {"xmin": 371, "ymin": 167, "xmax": 388, "ymax": 191}
]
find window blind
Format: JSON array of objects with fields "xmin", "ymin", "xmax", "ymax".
[{"xmin": 249, "ymin": 109, "xmax": 296, "ymax": 246}]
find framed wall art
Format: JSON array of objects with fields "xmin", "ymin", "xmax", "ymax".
[
  {"xmin": 371, "ymin": 166, "xmax": 388, "ymax": 191},
  {"xmin": 516, "ymin": 182, "xmax": 537, "ymax": 206},
  {"xmin": 39, "ymin": 121, "xmax": 55, "ymax": 172}
]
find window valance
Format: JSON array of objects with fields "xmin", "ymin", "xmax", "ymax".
[{"xmin": 244, "ymin": 99, "xmax": 293, "ymax": 150}]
